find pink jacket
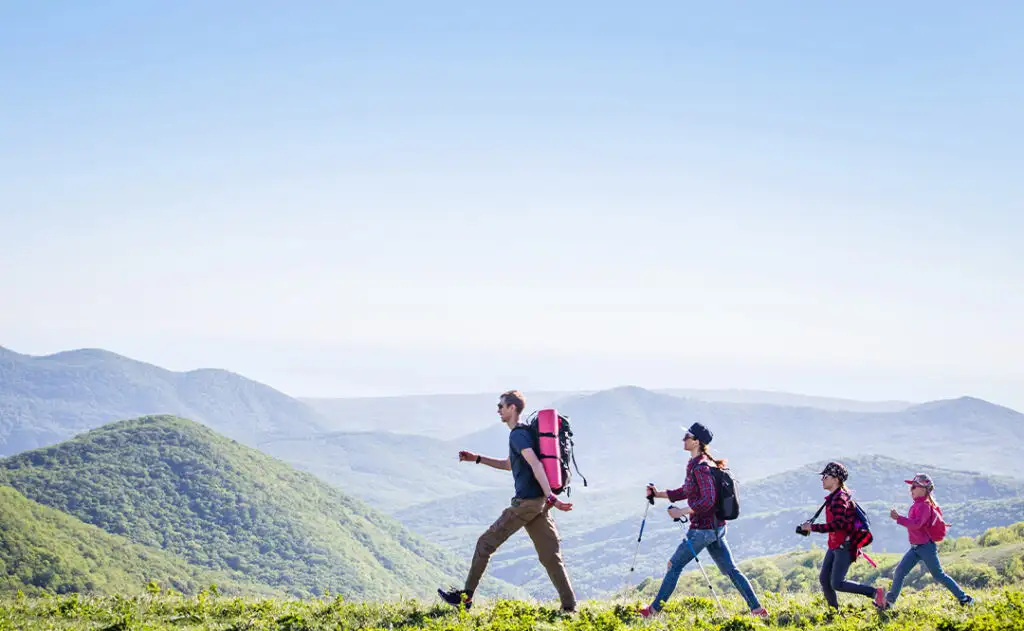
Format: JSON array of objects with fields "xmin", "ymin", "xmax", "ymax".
[{"xmin": 896, "ymin": 496, "xmax": 940, "ymax": 545}]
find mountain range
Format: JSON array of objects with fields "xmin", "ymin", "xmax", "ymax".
[
  {"xmin": 0, "ymin": 346, "xmax": 327, "ymax": 456},
  {"xmin": 2, "ymin": 344, "xmax": 1022, "ymax": 601},
  {"xmin": 300, "ymin": 387, "xmax": 913, "ymax": 437}
]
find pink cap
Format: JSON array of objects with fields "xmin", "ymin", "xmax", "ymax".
[{"xmin": 905, "ymin": 473, "xmax": 934, "ymax": 489}]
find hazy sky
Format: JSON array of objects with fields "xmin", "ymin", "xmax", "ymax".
[{"xmin": 3, "ymin": 2, "xmax": 1023, "ymax": 408}]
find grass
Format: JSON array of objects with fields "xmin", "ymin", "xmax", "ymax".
[{"xmin": 2, "ymin": 585, "xmax": 1022, "ymax": 631}]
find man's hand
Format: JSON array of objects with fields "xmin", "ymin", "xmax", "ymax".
[
  {"xmin": 667, "ymin": 505, "xmax": 688, "ymax": 521},
  {"xmin": 547, "ymin": 495, "xmax": 573, "ymax": 512},
  {"xmin": 799, "ymin": 521, "xmax": 813, "ymax": 533},
  {"xmin": 458, "ymin": 450, "xmax": 479, "ymax": 463}
]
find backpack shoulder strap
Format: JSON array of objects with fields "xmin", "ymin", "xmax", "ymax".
[{"xmin": 509, "ymin": 424, "xmax": 535, "ymax": 444}]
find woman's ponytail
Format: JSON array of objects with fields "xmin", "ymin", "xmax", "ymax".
[{"xmin": 699, "ymin": 443, "xmax": 728, "ymax": 469}]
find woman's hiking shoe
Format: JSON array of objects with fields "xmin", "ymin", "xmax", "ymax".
[
  {"xmin": 750, "ymin": 607, "xmax": 769, "ymax": 619},
  {"xmin": 437, "ymin": 588, "xmax": 473, "ymax": 609},
  {"xmin": 638, "ymin": 605, "xmax": 656, "ymax": 618}
]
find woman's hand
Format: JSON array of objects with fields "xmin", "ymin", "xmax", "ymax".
[{"xmin": 667, "ymin": 505, "xmax": 691, "ymax": 521}]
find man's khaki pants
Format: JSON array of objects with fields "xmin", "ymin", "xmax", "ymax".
[{"xmin": 465, "ymin": 496, "xmax": 576, "ymax": 610}]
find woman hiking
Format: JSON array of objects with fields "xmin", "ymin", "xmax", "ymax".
[
  {"xmin": 883, "ymin": 473, "xmax": 974, "ymax": 608},
  {"xmin": 799, "ymin": 461, "xmax": 888, "ymax": 610},
  {"xmin": 640, "ymin": 422, "xmax": 768, "ymax": 619}
]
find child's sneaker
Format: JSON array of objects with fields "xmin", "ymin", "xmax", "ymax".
[{"xmin": 873, "ymin": 587, "xmax": 889, "ymax": 610}]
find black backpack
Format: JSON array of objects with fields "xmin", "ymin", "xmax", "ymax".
[
  {"xmin": 706, "ymin": 465, "xmax": 740, "ymax": 521},
  {"xmin": 522, "ymin": 410, "xmax": 588, "ymax": 496}
]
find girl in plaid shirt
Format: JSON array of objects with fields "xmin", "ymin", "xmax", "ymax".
[
  {"xmin": 640, "ymin": 422, "xmax": 768, "ymax": 619},
  {"xmin": 799, "ymin": 461, "xmax": 888, "ymax": 610}
]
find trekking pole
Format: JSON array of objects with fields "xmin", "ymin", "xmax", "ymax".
[
  {"xmin": 671, "ymin": 510, "xmax": 726, "ymax": 616},
  {"xmin": 625, "ymin": 483, "xmax": 656, "ymax": 589}
]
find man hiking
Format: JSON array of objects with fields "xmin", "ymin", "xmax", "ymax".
[{"xmin": 437, "ymin": 390, "xmax": 577, "ymax": 612}]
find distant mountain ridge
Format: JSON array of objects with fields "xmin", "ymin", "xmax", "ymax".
[
  {"xmin": 0, "ymin": 346, "xmax": 329, "ymax": 456},
  {"xmin": 656, "ymin": 387, "xmax": 915, "ymax": 412},
  {"xmin": 4, "ymin": 345, "xmax": 1021, "ymax": 511},
  {"xmin": 459, "ymin": 386, "xmax": 1024, "ymax": 482},
  {"xmin": 302, "ymin": 387, "xmax": 918, "ymax": 439},
  {"xmin": 301, "ymin": 391, "xmax": 575, "ymax": 437}
]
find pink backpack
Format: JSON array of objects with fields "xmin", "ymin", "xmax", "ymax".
[{"xmin": 926, "ymin": 504, "xmax": 947, "ymax": 542}]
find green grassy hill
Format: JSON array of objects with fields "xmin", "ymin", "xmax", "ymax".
[
  {"xmin": 0, "ymin": 415, "xmax": 522, "ymax": 601},
  {"xmin": 0, "ymin": 484, "xmax": 282, "ymax": 598}
]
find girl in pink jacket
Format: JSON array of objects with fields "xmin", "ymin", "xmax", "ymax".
[{"xmin": 883, "ymin": 473, "xmax": 974, "ymax": 608}]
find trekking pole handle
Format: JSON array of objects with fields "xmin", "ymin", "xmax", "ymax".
[{"xmin": 646, "ymin": 482, "xmax": 655, "ymax": 505}]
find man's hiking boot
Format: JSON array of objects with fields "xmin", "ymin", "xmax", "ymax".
[
  {"xmin": 960, "ymin": 596, "xmax": 975, "ymax": 607},
  {"xmin": 437, "ymin": 588, "xmax": 472, "ymax": 610}
]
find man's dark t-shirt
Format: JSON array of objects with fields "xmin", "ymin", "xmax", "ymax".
[{"xmin": 509, "ymin": 425, "xmax": 544, "ymax": 499}]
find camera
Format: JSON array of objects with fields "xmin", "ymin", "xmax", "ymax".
[{"xmin": 795, "ymin": 525, "xmax": 810, "ymax": 536}]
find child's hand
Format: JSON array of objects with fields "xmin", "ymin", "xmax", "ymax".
[{"xmin": 890, "ymin": 508, "xmax": 900, "ymax": 520}]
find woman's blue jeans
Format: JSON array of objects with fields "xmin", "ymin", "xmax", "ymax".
[
  {"xmin": 886, "ymin": 542, "xmax": 969, "ymax": 604},
  {"xmin": 651, "ymin": 525, "xmax": 761, "ymax": 612}
]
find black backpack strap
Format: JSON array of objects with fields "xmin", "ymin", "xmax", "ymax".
[
  {"xmin": 509, "ymin": 425, "xmax": 529, "ymax": 438},
  {"xmin": 570, "ymin": 444, "xmax": 587, "ymax": 488}
]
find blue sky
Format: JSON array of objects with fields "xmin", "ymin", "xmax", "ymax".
[{"xmin": 2, "ymin": 2, "xmax": 1022, "ymax": 407}]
